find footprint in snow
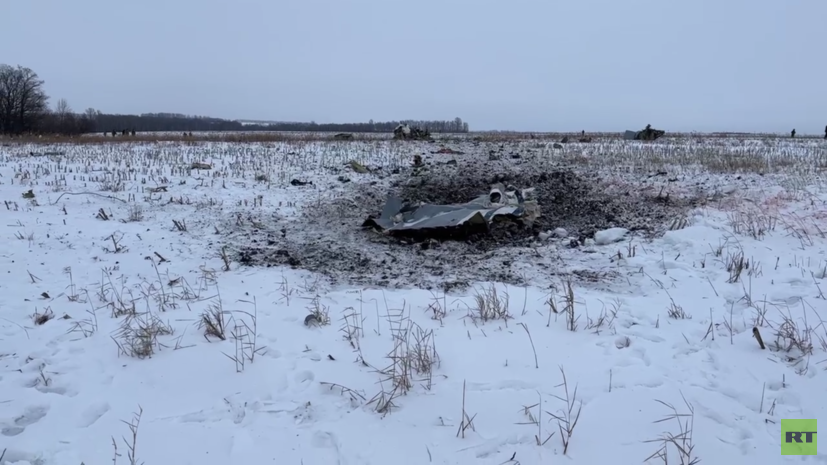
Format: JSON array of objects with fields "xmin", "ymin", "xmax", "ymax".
[
  {"xmin": 78, "ymin": 401, "xmax": 110, "ymax": 427},
  {"xmin": 293, "ymin": 370, "xmax": 315, "ymax": 392},
  {"xmin": 1, "ymin": 404, "xmax": 49, "ymax": 437},
  {"xmin": 14, "ymin": 404, "xmax": 49, "ymax": 427}
]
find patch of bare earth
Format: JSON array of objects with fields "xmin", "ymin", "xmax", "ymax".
[{"xmin": 228, "ymin": 145, "xmax": 707, "ymax": 290}]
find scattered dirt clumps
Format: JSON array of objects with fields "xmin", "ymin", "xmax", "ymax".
[
  {"xmin": 227, "ymin": 150, "xmax": 703, "ymax": 290},
  {"xmin": 396, "ymin": 164, "xmax": 698, "ymax": 246}
]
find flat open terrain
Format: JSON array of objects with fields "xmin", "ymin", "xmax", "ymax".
[{"xmin": 1, "ymin": 133, "xmax": 827, "ymax": 464}]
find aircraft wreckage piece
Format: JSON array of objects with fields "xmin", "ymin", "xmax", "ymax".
[{"xmin": 363, "ymin": 185, "xmax": 539, "ymax": 241}]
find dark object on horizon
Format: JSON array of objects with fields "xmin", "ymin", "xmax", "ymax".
[
  {"xmin": 393, "ymin": 124, "xmax": 431, "ymax": 140},
  {"xmin": 824, "ymin": 125, "xmax": 826, "ymax": 139},
  {"xmin": 791, "ymin": 129, "xmax": 796, "ymax": 138},
  {"xmin": 623, "ymin": 124, "xmax": 665, "ymax": 141},
  {"xmin": 333, "ymin": 132, "xmax": 354, "ymax": 140}
]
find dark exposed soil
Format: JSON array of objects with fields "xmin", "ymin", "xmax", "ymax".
[
  {"xmin": 228, "ymin": 149, "xmax": 704, "ymax": 290},
  {"xmin": 395, "ymin": 164, "xmax": 700, "ymax": 246}
]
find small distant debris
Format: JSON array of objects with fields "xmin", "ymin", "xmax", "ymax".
[
  {"xmin": 393, "ymin": 124, "xmax": 431, "ymax": 140},
  {"xmin": 333, "ymin": 133, "xmax": 354, "ymax": 140},
  {"xmin": 553, "ymin": 143, "xmax": 563, "ymax": 149},
  {"xmin": 624, "ymin": 124, "xmax": 665, "ymax": 141},
  {"xmin": 28, "ymin": 151, "xmax": 65, "ymax": 157},
  {"xmin": 347, "ymin": 160, "xmax": 369, "ymax": 174},
  {"xmin": 190, "ymin": 162, "xmax": 212, "ymax": 170},
  {"xmin": 290, "ymin": 179, "xmax": 312, "ymax": 186},
  {"xmin": 304, "ymin": 314, "xmax": 320, "ymax": 327},
  {"xmin": 432, "ymin": 147, "xmax": 464, "ymax": 155},
  {"xmin": 22, "ymin": 189, "xmax": 35, "ymax": 199}
]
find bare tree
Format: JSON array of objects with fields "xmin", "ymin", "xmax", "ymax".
[
  {"xmin": 55, "ymin": 98, "xmax": 71, "ymax": 116},
  {"xmin": 84, "ymin": 107, "xmax": 98, "ymax": 122},
  {"xmin": 0, "ymin": 65, "xmax": 49, "ymax": 135},
  {"xmin": 54, "ymin": 98, "xmax": 72, "ymax": 125}
]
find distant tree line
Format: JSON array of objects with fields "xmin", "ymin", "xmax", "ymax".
[
  {"xmin": 92, "ymin": 114, "xmax": 470, "ymax": 134},
  {"xmin": 0, "ymin": 63, "xmax": 470, "ymax": 136}
]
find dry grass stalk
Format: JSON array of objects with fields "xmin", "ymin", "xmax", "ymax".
[
  {"xmin": 548, "ymin": 367, "xmax": 583, "ymax": 455},
  {"xmin": 69, "ymin": 302, "xmax": 99, "ymax": 338},
  {"xmin": 172, "ymin": 219, "xmax": 187, "ymax": 231},
  {"xmin": 666, "ymin": 292, "xmax": 690, "ymax": 320},
  {"xmin": 234, "ymin": 299, "xmax": 266, "ymax": 363},
  {"xmin": 103, "ymin": 233, "xmax": 127, "ymax": 253},
  {"xmin": 771, "ymin": 304, "xmax": 814, "ymax": 373},
  {"xmin": 426, "ymin": 290, "xmax": 448, "ymax": 323},
  {"xmin": 32, "ymin": 306, "xmax": 55, "ymax": 325},
  {"xmin": 586, "ymin": 298, "xmax": 620, "ymax": 334},
  {"xmin": 306, "ymin": 294, "xmax": 331, "ymax": 326},
  {"xmin": 340, "ymin": 306, "xmax": 364, "ymax": 349},
  {"xmin": 319, "ymin": 382, "xmax": 367, "ymax": 403},
  {"xmin": 199, "ymin": 300, "xmax": 230, "ymax": 341},
  {"xmin": 561, "ymin": 279, "xmax": 577, "ymax": 331},
  {"xmin": 468, "ymin": 283, "xmax": 511, "ymax": 324},
  {"xmin": 643, "ymin": 394, "xmax": 700, "ymax": 465},
  {"xmin": 724, "ymin": 248, "xmax": 749, "ymax": 283},
  {"xmin": 368, "ymin": 306, "xmax": 440, "ymax": 414},
  {"xmin": 518, "ymin": 322, "xmax": 539, "ymax": 369},
  {"xmin": 112, "ymin": 311, "xmax": 174, "ymax": 359},
  {"xmin": 456, "ymin": 380, "xmax": 476, "ymax": 438},
  {"xmin": 112, "ymin": 406, "xmax": 143, "ymax": 465},
  {"xmin": 126, "ymin": 204, "xmax": 144, "ymax": 222},
  {"xmin": 219, "ymin": 246, "xmax": 231, "ymax": 271},
  {"xmin": 727, "ymin": 209, "xmax": 777, "ymax": 240},
  {"xmin": 519, "ymin": 393, "xmax": 554, "ymax": 446}
]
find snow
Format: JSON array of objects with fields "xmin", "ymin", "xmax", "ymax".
[
  {"xmin": 1, "ymin": 138, "xmax": 827, "ymax": 464},
  {"xmin": 593, "ymin": 227, "xmax": 629, "ymax": 245}
]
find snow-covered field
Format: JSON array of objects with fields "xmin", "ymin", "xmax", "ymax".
[{"xmin": 1, "ymin": 136, "xmax": 827, "ymax": 464}]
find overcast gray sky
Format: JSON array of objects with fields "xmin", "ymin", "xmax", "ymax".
[{"xmin": 2, "ymin": 0, "xmax": 825, "ymax": 133}]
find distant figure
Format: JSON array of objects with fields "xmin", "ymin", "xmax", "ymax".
[
  {"xmin": 824, "ymin": 125, "xmax": 826, "ymax": 139},
  {"xmin": 791, "ymin": 129, "xmax": 796, "ymax": 138},
  {"xmin": 581, "ymin": 130, "xmax": 585, "ymax": 136},
  {"xmin": 645, "ymin": 124, "xmax": 652, "ymax": 131}
]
